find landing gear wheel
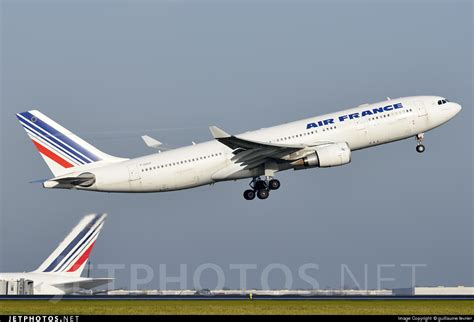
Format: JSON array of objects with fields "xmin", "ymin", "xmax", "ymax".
[
  {"xmin": 257, "ymin": 189, "xmax": 269, "ymax": 200},
  {"xmin": 268, "ymin": 179, "xmax": 280, "ymax": 190},
  {"xmin": 415, "ymin": 133, "xmax": 425, "ymax": 153},
  {"xmin": 243, "ymin": 189, "xmax": 256, "ymax": 200}
]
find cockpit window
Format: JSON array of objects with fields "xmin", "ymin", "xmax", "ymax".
[{"xmin": 438, "ymin": 99, "xmax": 448, "ymax": 105}]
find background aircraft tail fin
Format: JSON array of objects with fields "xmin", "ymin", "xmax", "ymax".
[
  {"xmin": 16, "ymin": 110, "xmax": 124, "ymax": 177},
  {"xmin": 34, "ymin": 214, "xmax": 107, "ymax": 277}
]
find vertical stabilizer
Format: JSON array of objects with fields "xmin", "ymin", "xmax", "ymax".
[{"xmin": 34, "ymin": 214, "xmax": 107, "ymax": 277}]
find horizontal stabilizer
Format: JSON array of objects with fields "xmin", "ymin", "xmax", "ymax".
[
  {"xmin": 52, "ymin": 278, "xmax": 113, "ymax": 291},
  {"xmin": 43, "ymin": 172, "xmax": 96, "ymax": 189},
  {"xmin": 53, "ymin": 173, "xmax": 96, "ymax": 187},
  {"xmin": 29, "ymin": 178, "xmax": 50, "ymax": 184}
]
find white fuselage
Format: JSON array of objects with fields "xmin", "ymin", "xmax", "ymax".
[{"xmin": 54, "ymin": 96, "xmax": 461, "ymax": 193}]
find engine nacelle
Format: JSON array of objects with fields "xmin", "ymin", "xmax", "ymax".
[{"xmin": 292, "ymin": 142, "xmax": 351, "ymax": 169}]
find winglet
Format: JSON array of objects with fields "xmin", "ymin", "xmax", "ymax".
[
  {"xmin": 209, "ymin": 126, "xmax": 231, "ymax": 139},
  {"xmin": 141, "ymin": 135, "xmax": 163, "ymax": 149}
]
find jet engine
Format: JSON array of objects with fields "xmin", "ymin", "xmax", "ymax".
[{"xmin": 292, "ymin": 142, "xmax": 351, "ymax": 169}]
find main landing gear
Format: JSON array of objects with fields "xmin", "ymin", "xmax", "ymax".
[
  {"xmin": 243, "ymin": 177, "xmax": 280, "ymax": 200},
  {"xmin": 416, "ymin": 133, "xmax": 425, "ymax": 153}
]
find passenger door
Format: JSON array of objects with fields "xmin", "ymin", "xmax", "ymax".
[
  {"xmin": 127, "ymin": 165, "xmax": 141, "ymax": 181},
  {"xmin": 414, "ymin": 100, "xmax": 429, "ymax": 131},
  {"xmin": 417, "ymin": 101, "xmax": 428, "ymax": 117},
  {"xmin": 354, "ymin": 117, "xmax": 370, "ymax": 148}
]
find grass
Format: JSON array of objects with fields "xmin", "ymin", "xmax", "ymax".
[{"xmin": 0, "ymin": 300, "xmax": 473, "ymax": 315}]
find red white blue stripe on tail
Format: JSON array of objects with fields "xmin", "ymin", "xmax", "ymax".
[
  {"xmin": 16, "ymin": 110, "xmax": 101, "ymax": 168},
  {"xmin": 35, "ymin": 214, "xmax": 107, "ymax": 277},
  {"xmin": 16, "ymin": 110, "xmax": 125, "ymax": 177}
]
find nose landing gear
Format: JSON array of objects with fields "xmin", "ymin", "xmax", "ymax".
[
  {"xmin": 416, "ymin": 144, "xmax": 425, "ymax": 153},
  {"xmin": 416, "ymin": 133, "xmax": 425, "ymax": 153},
  {"xmin": 243, "ymin": 177, "xmax": 281, "ymax": 200}
]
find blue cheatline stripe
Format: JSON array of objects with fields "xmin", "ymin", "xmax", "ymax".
[
  {"xmin": 53, "ymin": 224, "xmax": 102, "ymax": 272},
  {"xmin": 23, "ymin": 126, "xmax": 83, "ymax": 166},
  {"xmin": 43, "ymin": 215, "xmax": 103, "ymax": 272},
  {"xmin": 17, "ymin": 115, "xmax": 89, "ymax": 165},
  {"xmin": 19, "ymin": 111, "xmax": 101, "ymax": 162}
]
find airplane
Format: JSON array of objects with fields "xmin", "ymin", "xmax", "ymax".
[
  {"xmin": 16, "ymin": 95, "xmax": 461, "ymax": 200},
  {"xmin": 0, "ymin": 214, "xmax": 112, "ymax": 295}
]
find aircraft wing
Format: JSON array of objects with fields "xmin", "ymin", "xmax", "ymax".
[
  {"xmin": 141, "ymin": 135, "xmax": 163, "ymax": 149},
  {"xmin": 209, "ymin": 126, "xmax": 327, "ymax": 170},
  {"xmin": 52, "ymin": 278, "xmax": 113, "ymax": 291}
]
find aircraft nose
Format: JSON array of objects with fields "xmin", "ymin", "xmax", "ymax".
[
  {"xmin": 445, "ymin": 102, "xmax": 462, "ymax": 120},
  {"xmin": 453, "ymin": 103, "xmax": 462, "ymax": 115}
]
